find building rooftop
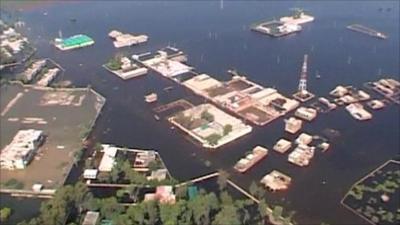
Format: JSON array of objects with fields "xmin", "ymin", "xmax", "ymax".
[
  {"xmin": 183, "ymin": 74, "xmax": 222, "ymax": 92},
  {"xmin": 0, "ymin": 129, "xmax": 43, "ymax": 169},
  {"xmin": 82, "ymin": 211, "xmax": 100, "ymax": 225},
  {"xmin": 98, "ymin": 144, "xmax": 118, "ymax": 172},
  {"xmin": 261, "ymin": 170, "xmax": 291, "ymax": 191},
  {"xmin": 295, "ymin": 133, "xmax": 313, "ymax": 145},
  {"xmin": 134, "ymin": 150, "xmax": 156, "ymax": 168},
  {"xmin": 144, "ymin": 185, "xmax": 176, "ymax": 204},
  {"xmin": 62, "ymin": 34, "xmax": 94, "ymax": 47},
  {"xmin": 273, "ymin": 139, "xmax": 292, "ymax": 153}
]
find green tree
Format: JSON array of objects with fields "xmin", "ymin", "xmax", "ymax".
[
  {"xmin": 205, "ymin": 133, "xmax": 221, "ymax": 146},
  {"xmin": 85, "ymin": 157, "xmax": 95, "ymax": 169},
  {"xmin": 106, "ymin": 56, "xmax": 122, "ymax": 70},
  {"xmin": 73, "ymin": 149, "xmax": 85, "ymax": 166},
  {"xmin": 126, "ymin": 185, "xmax": 140, "ymax": 202},
  {"xmin": 217, "ymin": 170, "xmax": 229, "ymax": 190},
  {"xmin": 258, "ymin": 199, "xmax": 269, "ymax": 221},
  {"xmin": 110, "ymin": 166, "xmax": 120, "ymax": 183},
  {"xmin": 272, "ymin": 205, "xmax": 283, "ymax": 219},
  {"xmin": 213, "ymin": 205, "xmax": 241, "ymax": 225},
  {"xmin": 223, "ymin": 124, "xmax": 233, "ymax": 136},
  {"xmin": 239, "ymin": 207, "xmax": 250, "ymax": 225},
  {"xmin": 148, "ymin": 160, "xmax": 161, "ymax": 171},
  {"xmin": 121, "ymin": 160, "xmax": 133, "ymax": 179},
  {"xmin": 109, "ymin": 157, "xmax": 125, "ymax": 183},
  {"xmin": 176, "ymin": 200, "xmax": 192, "ymax": 225},
  {"xmin": 94, "ymin": 142, "xmax": 103, "ymax": 152},
  {"xmin": 3, "ymin": 178, "xmax": 24, "ymax": 189},
  {"xmin": 0, "ymin": 207, "xmax": 12, "ymax": 223},
  {"xmin": 113, "ymin": 214, "xmax": 132, "ymax": 225},
  {"xmin": 116, "ymin": 189, "xmax": 126, "ymax": 199},
  {"xmin": 160, "ymin": 202, "xmax": 182, "ymax": 225},
  {"xmin": 127, "ymin": 204, "xmax": 146, "ymax": 225},
  {"xmin": 220, "ymin": 191, "xmax": 233, "ymax": 205},
  {"xmin": 188, "ymin": 193, "xmax": 216, "ymax": 225},
  {"xmin": 206, "ymin": 192, "xmax": 220, "ymax": 211},
  {"xmin": 175, "ymin": 185, "xmax": 188, "ymax": 199},
  {"xmin": 126, "ymin": 169, "xmax": 147, "ymax": 185},
  {"xmin": 18, "ymin": 218, "xmax": 42, "ymax": 225},
  {"xmin": 249, "ymin": 181, "xmax": 259, "ymax": 197},
  {"xmin": 73, "ymin": 182, "xmax": 93, "ymax": 212},
  {"xmin": 201, "ymin": 110, "xmax": 214, "ymax": 122},
  {"xmin": 143, "ymin": 200, "xmax": 159, "ymax": 225},
  {"xmin": 99, "ymin": 197, "xmax": 124, "ymax": 220}
]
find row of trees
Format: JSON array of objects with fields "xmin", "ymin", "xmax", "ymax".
[
  {"xmin": 18, "ymin": 182, "xmax": 266, "ymax": 225},
  {"xmin": 18, "ymin": 182, "xmax": 93, "ymax": 225},
  {"xmin": 17, "ymin": 170, "xmax": 301, "ymax": 225}
]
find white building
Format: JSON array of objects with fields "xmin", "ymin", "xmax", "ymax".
[
  {"xmin": 288, "ymin": 144, "xmax": 315, "ymax": 167},
  {"xmin": 83, "ymin": 169, "xmax": 98, "ymax": 180},
  {"xmin": 295, "ymin": 133, "xmax": 313, "ymax": 145},
  {"xmin": 37, "ymin": 68, "xmax": 60, "ymax": 86},
  {"xmin": 295, "ymin": 107, "xmax": 317, "ymax": 121},
  {"xmin": 98, "ymin": 144, "xmax": 118, "ymax": 172},
  {"xmin": 23, "ymin": 59, "xmax": 46, "ymax": 82},
  {"xmin": 273, "ymin": 138, "xmax": 292, "ymax": 153},
  {"xmin": 82, "ymin": 211, "xmax": 100, "ymax": 225},
  {"xmin": 0, "ymin": 129, "xmax": 44, "ymax": 170},
  {"xmin": 277, "ymin": 23, "xmax": 302, "ymax": 33},
  {"xmin": 109, "ymin": 30, "xmax": 148, "ymax": 48},
  {"xmin": 284, "ymin": 117, "xmax": 302, "ymax": 134},
  {"xmin": 113, "ymin": 34, "xmax": 148, "ymax": 48}
]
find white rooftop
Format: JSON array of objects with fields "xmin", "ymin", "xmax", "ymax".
[
  {"xmin": 0, "ymin": 129, "xmax": 43, "ymax": 166},
  {"xmin": 98, "ymin": 144, "xmax": 118, "ymax": 172},
  {"xmin": 183, "ymin": 74, "xmax": 222, "ymax": 92}
]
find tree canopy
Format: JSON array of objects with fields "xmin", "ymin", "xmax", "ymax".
[{"xmin": 18, "ymin": 181, "xmax": 295, "ymax": 225}]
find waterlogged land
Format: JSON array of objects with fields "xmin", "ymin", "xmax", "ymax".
[
  {"xmin": 0, "ymin": 83, "xmax": 104, "ymax": 190},
  {"xmin": 342, "ymin": 160, "xmax": 400, "ymax": 225}
]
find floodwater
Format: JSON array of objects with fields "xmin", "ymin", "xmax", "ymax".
[
  {"xmin": 0, "ymin": 85, "xmax": 102, "ymax": 189},
  {"xmin": 0, "ymin": 1, "xmax": 399, "ymax": 224}
]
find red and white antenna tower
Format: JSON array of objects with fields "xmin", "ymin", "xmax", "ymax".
[{"xmin": 298, "ymin": 54, "xmax": 308, "ymax": 95}]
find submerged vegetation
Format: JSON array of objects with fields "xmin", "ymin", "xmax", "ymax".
[
  {"xmin": 105, "ymin": 56, "xmax": 122, "ymax": 71},
  {"xmin": 0, "ymin": 178, "xmax": 25, "ymax": 189},
  {"xmin": 342, "ymin": 160, "xmax": 400, "ymax": 225},
  {"xmin": 0, "ymin": 207, "xmax": 12, "ymax": 223}
]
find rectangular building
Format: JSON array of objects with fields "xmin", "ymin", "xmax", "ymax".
[{"xmin": 0, "ymin": 129, "xmax": 44, "ymax": 170}]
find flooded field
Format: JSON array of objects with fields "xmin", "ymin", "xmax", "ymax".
[
  {"xmin": 342, "ymin": 160, "xmax": 400, "ymax": 225},
  {"xmin": 0, "ymin": 83, "xmax": 104, "ymax": 190}
]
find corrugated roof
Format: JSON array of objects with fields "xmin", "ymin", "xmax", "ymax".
[{"xmin": 62, "ymin": 34, "xmax": 93, "ymax": 47}]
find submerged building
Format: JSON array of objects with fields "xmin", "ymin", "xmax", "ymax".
[
  {"xmin": 0, "ymin": 129, "xmax": 44, "ymax": 170},
  {"xmin": 54, "ymin": 34, "xmax": 94, "ymax": 51}
]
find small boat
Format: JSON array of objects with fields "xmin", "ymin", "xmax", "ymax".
[
  {"xmin": 154, "ymin": 115, "xmax": 160, "ymax": 120},
  {"xmin": 163, "ymin": 86, "xmax": 173, "ymax": 91},
  {"xmin": 70, "ymin": 18, "xmax": 77, "ymax": 23},
  {"xmin": 315, "ymin": 71, "xmax": 321, "ymax": 79},
  {"xmin": 227, "ymin": 69, "xmax": 239, "ymax": 77},
  {"xmin": 145, "ymin": 93, "xmax": 158, "ymax": 103}
]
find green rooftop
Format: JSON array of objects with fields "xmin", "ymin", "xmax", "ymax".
[
  {"xmin": 62, "ymin": 34, "xmax": 94, "ymax": 47},
  {"xmin": 188, "ymin": 186, "xmax": 198, "ymax": 199}
]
